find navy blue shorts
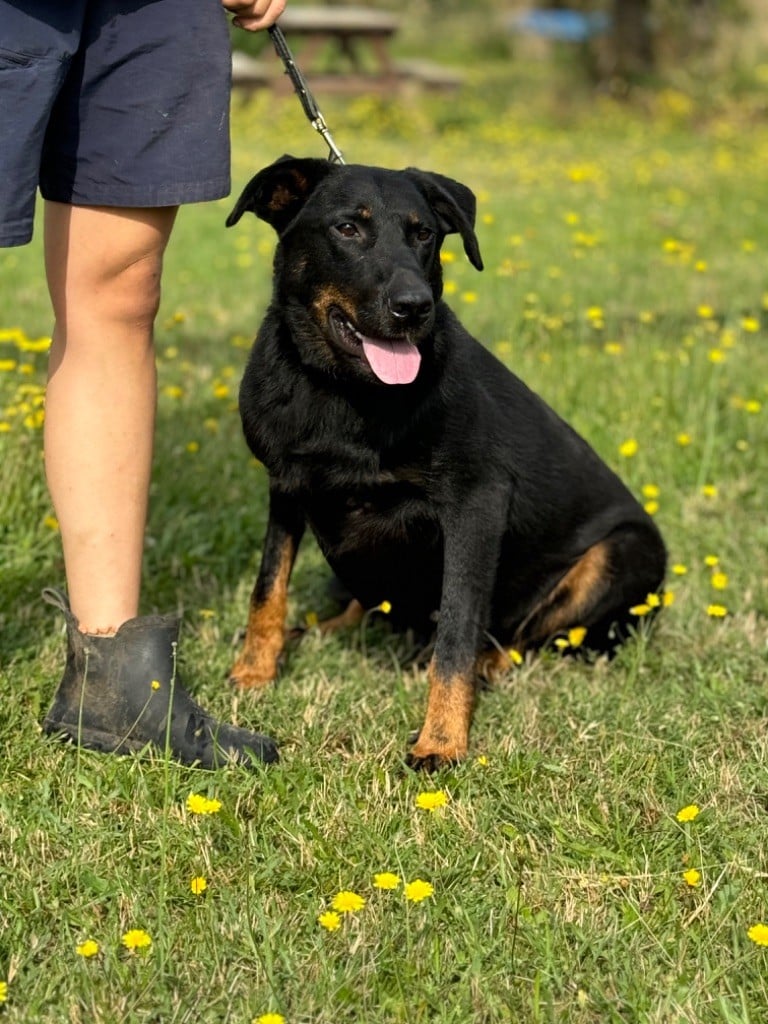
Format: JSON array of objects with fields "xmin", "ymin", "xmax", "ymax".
[{"xmin": 0, "ymin": 0, "xmax": 232, "ymax": 247}]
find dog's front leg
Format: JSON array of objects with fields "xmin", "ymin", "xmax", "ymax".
[
  {"xmin": 230, "ymin": 488, "xmax": 305, "ymax": 690},
  {"xmin": 407, "ymin": 502, "xmax": 504, "ymax": 771}
]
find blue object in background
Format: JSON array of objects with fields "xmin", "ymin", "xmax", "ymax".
[{"xmin": 513, "ymin": 9, "xmax": 612, "ymax": 44}]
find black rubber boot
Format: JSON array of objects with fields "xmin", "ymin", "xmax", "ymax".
[{"xmin": 41, "ymin": 588, "xmax": 278, "ymax": 768}]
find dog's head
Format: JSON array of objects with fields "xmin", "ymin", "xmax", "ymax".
[{"xmin": 227, "ymin": 156, "xmax": 483, "ymax": 385}]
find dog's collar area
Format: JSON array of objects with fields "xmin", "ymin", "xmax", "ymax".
[{"xmin": 327, "ymin": 308, "xmax": 422, "ymax": 385}]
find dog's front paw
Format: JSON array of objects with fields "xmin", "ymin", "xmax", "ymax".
[
  {"xmin": 228, "ymin": 655, "xmax": 278, "ymax": 691},
  {"xmin": 406, "ymin": 731, "xmax": 466, "ymax": 772}
]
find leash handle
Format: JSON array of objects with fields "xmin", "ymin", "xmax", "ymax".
[{"xmin": 268, "ymin": 24, "xmax": 345, "ymax": 164}]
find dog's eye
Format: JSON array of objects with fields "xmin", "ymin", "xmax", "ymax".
[
  {"xmin": 415, "ymin": 227, "xmax": 434, "ymax": 243},
  {"xmin": 335, "ymin": 222, "xmax": 360, "ymax": 239}
]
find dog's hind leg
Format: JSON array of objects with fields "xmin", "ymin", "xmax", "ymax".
[
  {"xmin": 230, "ymin": 489, "xmax": 305, "ymax": 689},
  {"xmin": 315, "ymin": 599, "xmax": 365, "ymax": 634},
  {"xmin": 513, "ymin": 524, "xmax": 666, "ymax": 656}
]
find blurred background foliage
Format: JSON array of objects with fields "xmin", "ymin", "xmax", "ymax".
[{"xmin": 234, "ymin": 0, "xmax": 768, "ymax": 106}]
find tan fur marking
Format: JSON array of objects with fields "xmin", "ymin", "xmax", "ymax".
[
  {"xmin": 311, "ymin": 284, "xmax": 356, "ymax": 325},
  {"xmin": 230, "ymin": 539, "xmax": 294, "ymax": 689},
  {"xmin": 475, "ymin": 647, "xmax": 514, "ymax": 681},
  {"xmin": 316, "ymin": 599, "xmax": 365, "ymax": 634},
  {"xmin": 409, "ymin": 662, "xmax": 475, "ymax": 766},
  {"xmin": 516, "ymin": 540, "xmax": 611, "ymax": 646}
]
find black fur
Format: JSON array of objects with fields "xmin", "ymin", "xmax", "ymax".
[{"xmin": 227, "ymin": 156, "xmax": 666, "ymax": 768}]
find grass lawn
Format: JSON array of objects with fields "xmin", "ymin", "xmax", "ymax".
[{"xmin": 1, "ymin": 76, "xmax": 767, "ymax": 1023}]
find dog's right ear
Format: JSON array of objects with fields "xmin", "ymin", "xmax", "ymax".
[{"xmin": 226, "ymin": 155, "xmax": 337, "ymax": 234}]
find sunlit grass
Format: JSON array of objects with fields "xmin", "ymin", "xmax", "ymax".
[{"xmin": 1, "ymin": 78, "xmax": 767, "ymax": 1022}]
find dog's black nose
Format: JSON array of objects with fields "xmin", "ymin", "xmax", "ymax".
[{"xmin": 388, "ymin": 287, "xmax": 434, "ymax": 325}]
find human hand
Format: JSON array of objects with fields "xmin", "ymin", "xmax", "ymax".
[{"xmin": 222, "ymin": 0, "xmax": 286, "ymax": 32}]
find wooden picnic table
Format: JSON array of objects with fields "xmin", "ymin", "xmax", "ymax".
[
  {"xmin": 232, "ymin": 6, "xmax": 463, "ymax": 94},
  {"xmin": 272, "ymin": 6, "xmax": 401, "ymax": 93}
]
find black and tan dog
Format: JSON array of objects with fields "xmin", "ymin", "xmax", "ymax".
[{"xmin": 226, "ymin": 156, "xmax": 666, "ymax": 769}]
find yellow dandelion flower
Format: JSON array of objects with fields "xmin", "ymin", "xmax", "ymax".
[
  {"xmin": 186, "ymin": 441, "xmax": 199, "ymax": 454},
  {"xmin": 568, "ymin": 626, "xmax": 587, "ymax": 648},
  {"xmin": 603, "ymin": 341, "xmax": 623, "ymax": 355},
  {"xmin": 378, "ymin": 600, "xmax": 392, "ymax": 614},
  {"xmin": 554, "ymin": 637, "xmax": 569, "ymax": 650},
  {"xmin": 740, "ymin": 316, "xmax": 760, "ymax": 332},
  {"xmin": 318, "ymin": 911, "xmax": 341, "ymax": 931},
  {"xmin": 710, "ymin": 572, "xmax": 728, "ymax": 590},
  {"xmin": 663, "ymin": 591, "xmax": 675, "ymax": 607},
  {"xmin": 0, "ymin": 326, "xmax": 26, "ymax": 343},
  {"xmin": 18, "ymin": 334, "xmax": 51, "ymax": 352},
  {"xmin": 707, "ymin": 604, "xmax": 728, "ymax": 618},
  {"xmin": 0, "ymin": 359, "xmax": 18, "ymax": 372},
  {"xmin": 460, "ymin": 291, "xmax": 478, "ymax": 304},
  {"xmin": 644, "ymin": 500, "xmax": 659, "ymax": 515},
  {"xmin": 645, "ymin": 593, "xmax": 661, "ymax": 608},
  {"xmin": 676, "ymin": 804, "xmax": 700, "ymax": 822},
  {"xmin": 404, "ymin": 879, "xmax": 434, "ymax": 903},
  {"xmin": 213, "ymin": 383, "xmax": 230, "ymax": 399},
  {"xmin": 190, "ymin": 876, "xmax": 208, "ymax": 895},
  {"xmin": 44, "ymin": 515, "xmax": 59, "ymax": 531},
  {"xmin": 630, "ymin": 603, "xmax": 651, "ymax": 616},
  {"xmin": 440, "ymin": 250, "xmax": 456, "ymax": 264},
  {"xmin": 0, "ymin": 981, "xmax": 6, "ymax": 1004},
  {"xmin": 150, "ymin": 680, "xmax": 161, "ymax": 691},
  {"xmin": 443, "ymin": 280, "xmax": 457, "ymax": 295},
  {"xmin": 704, "ymin": 554, "xmax": 719, "ymax": 567},
  {"xmin": 415, "ymin": 790, "xmax": 448, "ymax": 811},
  {"xmin": 305, "ymin": 610, "xmax": 319, "ymax": 628},
  {"xmin": 254, "ymin": 1015, "xmax": 286, "ymax": 1024},
  {"xmin": 747, "ymin": 923, "xmax": 768, "ymax": 946},
  {"xmin": 186, "ymin": 793, "xmax": 222, "ymax": 815},
  {"xmin": 708, "ymin": 348, "xmax": 725, "ymax": 364},
  {"xmin": 700, "ymin": 484, "xmax": 718, "ymax": 498},
  {"xmin": 507, "ymin": 647, "xmax": 524, "ymax": 665},
  {"xmin": 162, "ymin": 385, "xmax": 184, "ymax": 399},
  {"xmin": 642, "ymin": 484, "xmax": 660, "ymax": 499},
  {"xmin": 676, "ymin": 432, "xmax": 692, "ymax": 447},
  {"xmin": 477, "ymin": 755, "xmax": 489, "ymax": 766},
  {"xmin": 672, "ymin": 563, "xmax": 687, "ymax": 575},
  {"xmin": 683, "ymin": 869, "xmax": 701, "ymax": 887},
  {"xmin": 694, "ymin": 260, "xmax": 707, "ymax": 272},
  {"xmin": 697, "ymin": 304, "xmax": 715, "ymax": 319},
  {"xmin": 122, "ymin": 929, "xmax": 152, "ymax": 951},
  {"xmin": 373, "ymin": 872, "xmax": 401, "ymax": 890},
  {"xmin": 331, "ymin": 890, "xmax": 365, "ymax": 913},
  {"xmin": 619, "ymin": 438, "xmax": 639, "ymax": 458},
  {"xmin": 76, "ymin": 939, "xmax": 99, "ymax": 958}
]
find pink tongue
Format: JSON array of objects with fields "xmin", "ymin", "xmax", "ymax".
[{"xmin": 361, "ymin": 336, "xmax": 421, "ymax": 385}]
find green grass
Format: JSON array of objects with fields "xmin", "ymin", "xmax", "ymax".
[{"xmin": 1, "ymin": 77, "xmax": 767, "ymax": 1023}]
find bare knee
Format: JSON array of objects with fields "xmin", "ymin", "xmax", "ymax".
[{"xmin": 44, "ymin": 203, "xmax": 178, "ymax": 338}]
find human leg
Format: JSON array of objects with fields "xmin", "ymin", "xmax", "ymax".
[
  {"xmin": 43, "ymin": 201, "xmax": 173, "ymax": 633},
  {"xmin": 41, "ymin": 201, "xmax": 278, "ymax": 767}
]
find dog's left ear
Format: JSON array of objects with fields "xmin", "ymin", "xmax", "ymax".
[
  {"xmin": 226, "ymin": 155, "xmax": 337, "ymax": 234},
  {"xmin": 404, "ymin": 169, "xmax": 484, "ymax": 271}
]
